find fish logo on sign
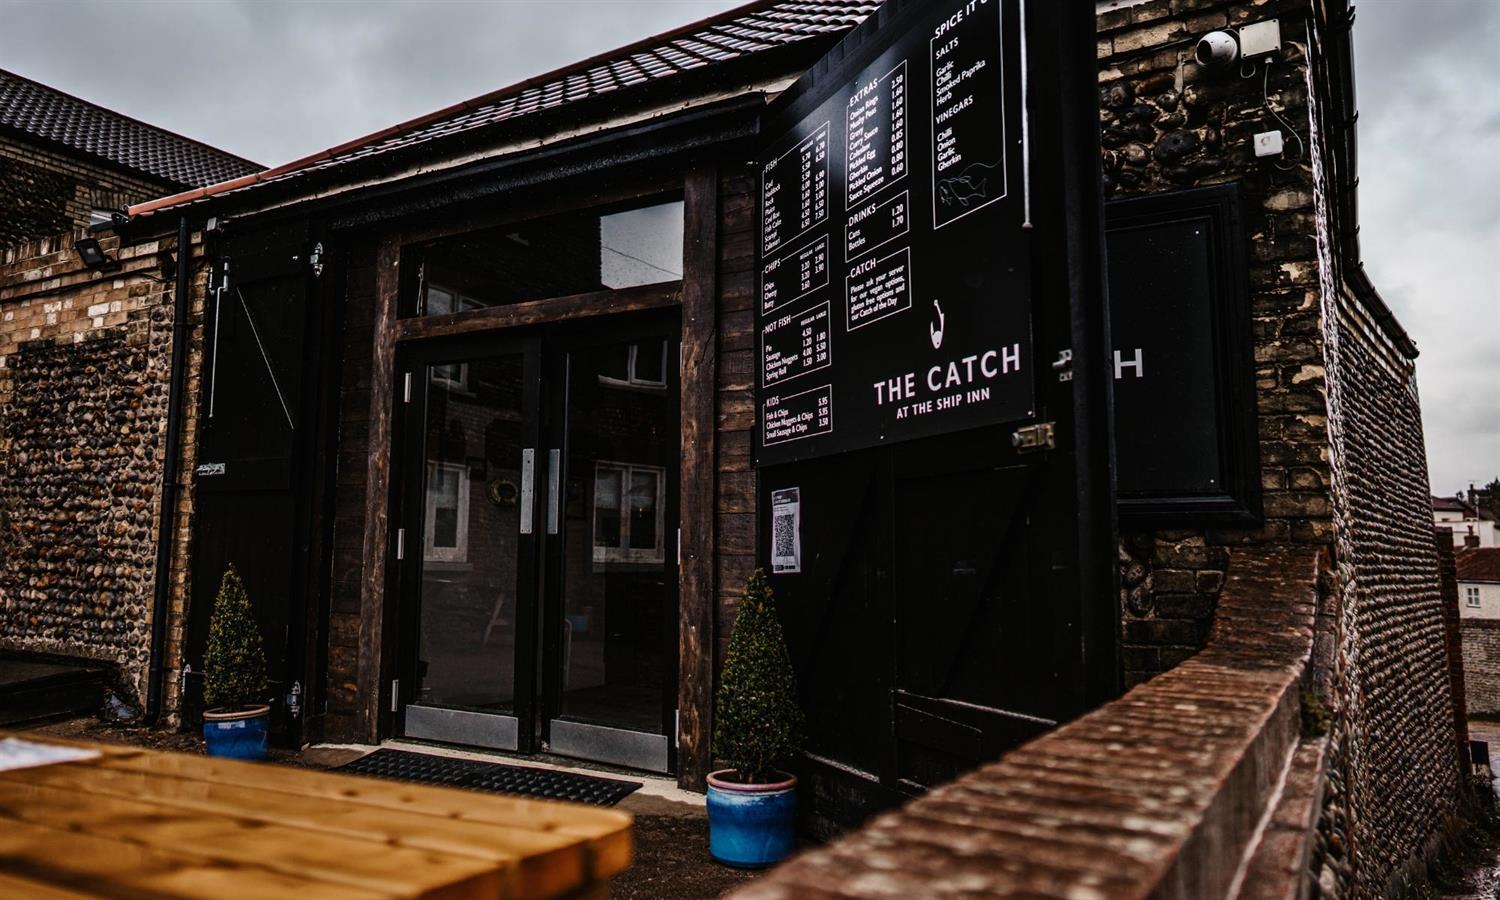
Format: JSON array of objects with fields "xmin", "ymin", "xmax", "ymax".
[{"xmin": 929, "ymin": 299, "xmax": 946, "ymax": 349}]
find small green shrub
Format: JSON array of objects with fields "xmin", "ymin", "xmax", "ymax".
[
  {"xmin": 713, "ymin": 569, "xmax": 803, "ymax": 783},
  {"xmin": 203, "ymin": 565, "xmax": 269, "ymax": 711}
]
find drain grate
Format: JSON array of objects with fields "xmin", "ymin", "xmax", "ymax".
[{"xmin": 336, "ymin": 749, "xmax": 641, "ymax": 806}]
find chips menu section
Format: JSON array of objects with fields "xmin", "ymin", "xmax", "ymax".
[{"xmin": 755, "ymin": 0, "xmax": 1035, "ymax": 466}]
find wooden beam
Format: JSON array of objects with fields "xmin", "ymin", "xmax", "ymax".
[
  {"xmin": 393, "ymin": 281, "xmax": 681, "ymax": 342},
  {"xmin": 355, "ymin": 235, "xmax": 400, "ymax": 742},
  {"xmin": 677, "ymin": 163, "xmax": 719, "ymax": 792}
]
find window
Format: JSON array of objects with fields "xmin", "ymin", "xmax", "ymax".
[
  {"xmin": 593, "ymin": 461, "xmax": 665, "ymax": 563},
  {"xmin": 424, "ymin": 281, "xmax": 486, "ymax": 317},
  {"xmin": 412, "ymin": 198, "xmax": 684, "ymax": 316},
  {"xmin": 424, "ymin": 462, "xmax": 470, "ymax": 563},
  {"xmin": 597, "ymin": 340, "xmax": 668, "ymax": 389},
  {"xmin": 1468, "ymin": 586, "xmax": 1482, "ymax": 608},
  {"xmin": 431, "ymin": 361, "xmax": 470, "ymax": 393}
]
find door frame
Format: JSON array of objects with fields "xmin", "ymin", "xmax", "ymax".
[
  {"xmin": 537, "ymin": 311, "xmax": 682, "ymax": 774},
  {"xmin": 391, "ymin": 332, "xmax": 545, "ymax": 752},
  {"xmin": 389, "ymin": 310, "xmax": 682, "ymax": 769}
]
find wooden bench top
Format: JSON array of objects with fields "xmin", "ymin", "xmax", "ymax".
[{"xmin": 0, "ymin": 732, "xmax": 632, "ymax": 899}]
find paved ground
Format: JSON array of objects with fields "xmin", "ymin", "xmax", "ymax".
[
  {"xmin": 1435, "ymin": 722, "xmax": 1500, "ymax": 900},
  {"xmin": 20, "ymin": 718, "xmax": 762, "ymax": 899}
]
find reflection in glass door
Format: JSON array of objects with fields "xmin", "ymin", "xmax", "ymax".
[
  {"xmin": 400, "ymin": 349, "xmax": 538, "ymax": 751},
  {"xmin": 545, "ymin": 333, "xmax": 679, "ymax": 773}
]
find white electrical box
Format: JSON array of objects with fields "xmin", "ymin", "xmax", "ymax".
[
  {"xmin": 1254, "ymin": 130, "xmax": 1285, "ymax": 158},
  {"xmin": 1239, "ymin": 19, "xmax": 1282, "ymax": 59}
]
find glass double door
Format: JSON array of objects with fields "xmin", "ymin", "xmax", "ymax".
[{"xmin": 394, "ymin": 316, "xmax": 679, "ymax": 773}]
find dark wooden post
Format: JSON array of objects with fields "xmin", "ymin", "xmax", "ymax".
[
  {"xmin": 356, "ymin": 235, "xmax": 400, "ymax": 742},
  {"xmin": 678, "ymin": 164, "xmax": 719, "ymax": 790}
]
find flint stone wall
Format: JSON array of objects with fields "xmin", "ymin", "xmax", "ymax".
[{"xmin": 0, "ymin": 228, "xmax": 200, "ymax": 710}]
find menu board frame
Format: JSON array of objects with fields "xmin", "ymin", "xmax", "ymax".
[{"xmin": 754, "ymin": 0, "xmax": 1037, "ymax": 466}]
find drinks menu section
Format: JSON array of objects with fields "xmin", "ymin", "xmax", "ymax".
[{"xmin": 756, "ymin": 0, "xmax": 1034, "ymax": 466}]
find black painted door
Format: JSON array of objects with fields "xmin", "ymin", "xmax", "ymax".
[{"xmin": 186, "ymin": 224, "xmax": 332, "ymax": 744}]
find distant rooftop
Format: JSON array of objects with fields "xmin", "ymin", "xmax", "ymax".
[
  {"xmin": 0, "ymin": 68, "xmax": 262, "ymax": 189},
  {"xmin": 1458, "ymin": 548, "xmax": 1500, "ymax": 583},
  {"xmin": 1433, "ymin": 495, "xmax": 1475, "ymax": 515},
  {"xmin": 130, "ymin": 0, "xmax": 880, "ymax": 217}
]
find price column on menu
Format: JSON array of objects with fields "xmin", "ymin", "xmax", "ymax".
[
  {"xmin": 845, "ymin": 61, "xmax": 908, "ymax": 209},
  {"xmin": 759, "ymin": 114, "xmax": 835, "ymax": 450},
  {"xmin": 762, "ymin": 122, "xmax": 830, "ymax": 256}
]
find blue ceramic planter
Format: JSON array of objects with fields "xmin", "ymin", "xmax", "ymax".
[
  {"xmin": 706, "ymin": 770, "xmax": 797, "ymax": 868},
  {"xmin": 202, "ymin": 704, "xmax": 270, "ymax": 760}
]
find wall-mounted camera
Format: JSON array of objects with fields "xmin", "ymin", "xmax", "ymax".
[
  {"xmin": 1195, "ymin": 20, "xmax": 1281, "ymax": 71},
  {"xmin": 1195, "ymin": 30, "xmax": 1240, "ymax": 69}
]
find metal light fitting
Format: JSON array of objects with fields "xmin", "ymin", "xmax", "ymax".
[{"xmin": 73, "ymin": 236, "xmax": 120, "ymax": 272}]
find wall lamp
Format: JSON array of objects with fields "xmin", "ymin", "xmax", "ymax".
[{"xmin": 74, "ymin": 237, "xmax": 121, "ymax": 273}]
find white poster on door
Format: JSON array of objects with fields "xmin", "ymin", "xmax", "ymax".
[{"xmin": 771, "ymin": 487, "xmax": 802, "ymax": 574}]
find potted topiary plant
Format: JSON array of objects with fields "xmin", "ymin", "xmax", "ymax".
[
  {"xmin": 708, "ymin": 568, "xmax": 804, "ymax": 868},
  {"xmin": 201, "ymin": 565, "xmax": 271, "ymax": 760}
]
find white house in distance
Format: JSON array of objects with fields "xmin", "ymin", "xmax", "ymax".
[
  {"xmin": 1434, "ymin": 494, "xmax": 1499, "ymax": 549},
  {"xmin": 1458, "ymin": 548, "xmax": 1500, "ymax": 618}
]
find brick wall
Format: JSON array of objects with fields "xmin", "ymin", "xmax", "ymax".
[
  {"xmin": 0, "ymin": 135, "xmax": 175, "ymax": 248},
  {"xmin": 1461, "ymin": 621, "xmax": 1500, "ymax": 716},
  {"xmin": 1306, "ymin": 38, "xmax": 1463, "ymax": 890},
  {"xmin": 0, "ymin": 226, "xmax": 203, "ymax": 712},
  {"xmin": 1098, "ymin": 0, "xmax": 1338, "ymax": 689}
]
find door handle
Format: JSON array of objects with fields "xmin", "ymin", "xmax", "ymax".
[
  {"xmin": 547, "ymin": 449, "xmax": 561, "ymax": 535},
  {"xmin": 520, "ymin": 448, "xmax": 535, "ymax": 535}
]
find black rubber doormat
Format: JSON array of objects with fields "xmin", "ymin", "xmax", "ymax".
[{"xmin": 336, "ymin": 749, "xmax": 642, "ymax": 806}]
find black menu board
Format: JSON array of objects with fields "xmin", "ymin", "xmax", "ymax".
[{"xmin": 755, "ymin": 0, "xmax": 1033, "ymax": 465}]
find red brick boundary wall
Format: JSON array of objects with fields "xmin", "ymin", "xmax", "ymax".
[{"xmin": 738, "ymin": 547, "xmax": 1323, "ymax": 899}]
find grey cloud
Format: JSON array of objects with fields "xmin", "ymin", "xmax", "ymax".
[{"xmin": 1354, "ymin": 0, "xmax": 1500, "ymax": 493}]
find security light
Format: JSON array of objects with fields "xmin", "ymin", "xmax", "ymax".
[{"xmin": 74, "ymin": 237, "xmax": 120, "ymax": 272}]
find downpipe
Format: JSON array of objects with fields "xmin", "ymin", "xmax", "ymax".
[{"xmin": 145, "ymin": 216, "xmax": 192, "ymax": 724}]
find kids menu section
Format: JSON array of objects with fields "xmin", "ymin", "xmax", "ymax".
[{"xmin": 755, "ymin": 0, "xmax": 1036, "ymax": 467}]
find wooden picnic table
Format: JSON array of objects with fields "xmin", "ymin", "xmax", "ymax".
[{"xmin": 0, "ymin": 732, "xmax": 632, "ymax": 899}]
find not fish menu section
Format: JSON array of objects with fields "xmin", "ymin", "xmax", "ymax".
[{"xmin": 756, "ymin": 0, "xmax": 1034, "ymax": 466}]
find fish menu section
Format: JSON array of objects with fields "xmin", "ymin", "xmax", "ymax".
[{"xmin": 755, "ymin": 0, "xmax": 1035, "ymax": 465}]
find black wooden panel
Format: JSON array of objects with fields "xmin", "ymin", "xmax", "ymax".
[
  {"xmin": 186, "ymin": 223, "xmax": 323, "ymax": 741},
  {"xmin": 1106, "ymin": 183, "xmax": 1260, "ymax": 524}
]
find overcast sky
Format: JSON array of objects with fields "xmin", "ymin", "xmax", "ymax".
[{"xmin": 1, "ymin": 0, "xmax": 1493, "ymax": 494}]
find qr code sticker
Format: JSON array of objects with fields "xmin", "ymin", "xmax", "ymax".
[
  {"xmin": 770, "ymin": 487, "xmax": 800, "ymax": 574},
  {"xmin": 773, "ymin": 512, "xmax": 796, "ymax": 558}
]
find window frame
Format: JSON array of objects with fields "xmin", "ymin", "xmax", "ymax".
[
  {"xmin": 597, "ymin": 341, "xmax": 669, "ymax": 390},
  {"xmin": 1105, "ymin": 182, "xmax": 1262, "ymax": 526},
  {"xmin": 399, "ymin": 190, "xmax": 686, "ymax": 322},
  {"xmin": 591, "ymin": 460, "xmax": 667, "ymax": 564},
  {"xmin": 423, "ymin": 460, "xmax": 471, "ymax": 564},
  {"xmin": 1468, "ymin": 586, "xmax": 1482, "ymax": 608}
]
